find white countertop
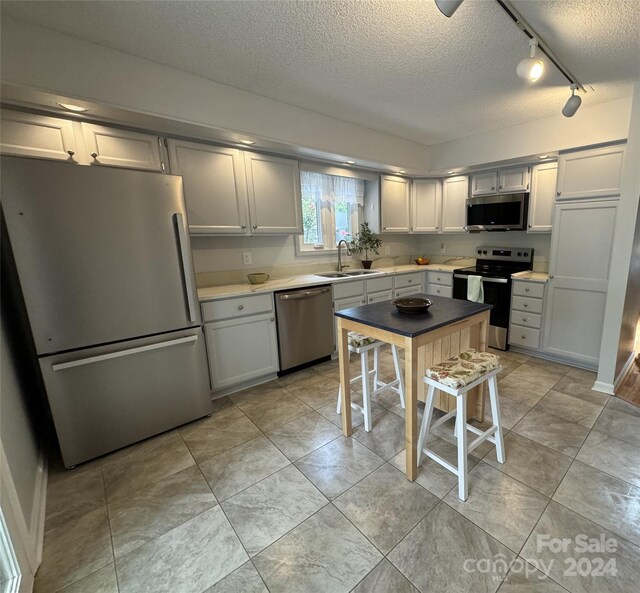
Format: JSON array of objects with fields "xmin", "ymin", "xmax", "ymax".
[
  {"xmin": 198, "ymin": 264, "xmax": 460, "ymax": 301},
  {"xmin": 511, "ymin": 271, "xmax": 550, "ymax": 282}
]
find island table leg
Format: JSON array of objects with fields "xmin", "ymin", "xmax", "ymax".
[
  {"xmin": 404, "ymin": 336, "xmax": 418, "ymax": 480},
  {"xmin": 337, "ymin": 318, "xmax": 353, "ymax": 436}
]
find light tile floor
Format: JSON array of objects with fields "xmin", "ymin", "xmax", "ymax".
[{"xmin": 37, "ymin": 347, "xmax": 640, "ymax": 593}]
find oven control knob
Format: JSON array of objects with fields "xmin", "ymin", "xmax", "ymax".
[
  {"xmin": 482, "ymin": 250, "xmax": 487, "ymax": 255},
  {"xmin": 524, "ymin": 252, "xmax": 529, "ymax": 257},
  {"xmin": 477, "ymin": 249, "xmax": 482, "ymax": 255},
  {"xmin": 517, "ymin": 252, "xmax": 522, "ymax": 257}
]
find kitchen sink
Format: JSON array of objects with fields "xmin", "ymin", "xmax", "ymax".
[
  {"xmin": 315, "ymin": 272, "xmax": 350, "ymax": 278},
  {"xmin": 343, "ymin": 270, "xmax": 381, "ymax": 276}
]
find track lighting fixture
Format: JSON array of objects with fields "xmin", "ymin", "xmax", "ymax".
[
  {"xmin": 434, "ymin": 0, "xmax": 463, "ymax": 18},
  {"xmin": 516, "ymin": 38, "xmax": 544, "ymax": 83},
  {"xmin": 562, "ymin": 84, "xmax": 582, "ymax": 118}
]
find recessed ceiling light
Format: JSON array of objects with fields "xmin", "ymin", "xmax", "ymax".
[
  {"xmin": 537, "ymin": 155, "xmax": 550, "ymax": 159},
  {"xmin": 57, "ymin": 103, "xmax": 88, "ymax": 113},
  {"xmin": 345, "ymin": 160, "xmax": 356, "ymax": 165},
  {"xmin": 237, "ymin": 139, "xmax": 255, "ymax": 145}
]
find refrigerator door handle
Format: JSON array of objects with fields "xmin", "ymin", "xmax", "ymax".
[
  {"xmin": 174, "ymin": 212, "xmax": 197, "ymax": 323},
  {"xmin": 52, "ymin": 335, "xmax": 198, "ymax": 372}
]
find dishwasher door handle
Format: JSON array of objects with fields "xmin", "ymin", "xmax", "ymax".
[{"xmin": 278, "ymin": 287, "xmax": 331, "ymax": 300}]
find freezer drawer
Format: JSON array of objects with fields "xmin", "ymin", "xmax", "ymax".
[{"xmin": 39, "ymin": 328, "xmax": 212, "ymax": 467}]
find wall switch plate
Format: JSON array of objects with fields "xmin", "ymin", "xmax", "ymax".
[
  {"xmin": 384, "ymin": 245, "xmax": 391, "ymax": 255},
  {"xmin": 242, "ymin": 252, "xmax": 253, "ymax": 265},
  {"xmin": 440, "ymin": 242, "xmax": 446, "ymax": 254}
]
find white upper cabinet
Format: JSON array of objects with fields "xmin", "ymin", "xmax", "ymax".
[
  {"xmin": 380, "ymin": 175, "xmax": 411, "ymax": 233},
  {"xmin": 244, "ymin": 152, "xmax": 302, "ymax": 234},
  {"xmin": 470, "ymin": 171, "xmax": 498, "ymax": 196},
  {"xmin": 1, "ymin": 110, "xmax": 77, "ymax": 162},
  {"xmin": 499, "ymin": 166, "xmax": 530, "ymax": 192},
  {"xmin": 82, "ymin": 123, "xmax": 164, "ymax": 171},
  {"xmin": 167, "ymin": 139, "xmax": 249, "ymax": 235},
  {"xmin": 527, "ymin": 162, "xmax": 557, "ymax": 233},
  {"xmin": 411, "ymin": 179, "xmax": 441, "ymax": 233},
  {"xmin": 441, "ymin": 176, "xmax": 469, "ymax": 233},
  {"xmin": 556, "ymin": 145, "xmax": 626, "ymax": 200},
  {"xmin": 470, "ymin": 166, "xmax": 529, "ymax": 196}
]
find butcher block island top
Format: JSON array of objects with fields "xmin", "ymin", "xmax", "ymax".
[
  {"xmin": 335, "ymin": 294, "xmax": 492, "ymax": 337},
  {"xmin": 335, "ymin": 294, "xmax": 493, "ymax": 481}
]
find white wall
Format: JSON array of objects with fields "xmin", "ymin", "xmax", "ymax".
[
  {"xmin": 429, "ymin": 97, "xmax": 632, "ymax": 172},
  {"xmin": 420, "ymin": 232, "xmax": 552, "ymax": 272},
  {"xmin": 0, "ymin": 17, "xmax": 429, "ymax": 172},
  {"xmin": 597, "ymin": 82, "xmax": 640, "ymax": 390}
]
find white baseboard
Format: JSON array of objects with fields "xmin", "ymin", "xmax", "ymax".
[{"xmin": 593, "ymin": 380, "xmax": 615, "ymax": 395}]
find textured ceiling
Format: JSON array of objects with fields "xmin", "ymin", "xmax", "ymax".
[{"xmin": 2, "ymin": 0, "xmax": 638, "ymax": 145}]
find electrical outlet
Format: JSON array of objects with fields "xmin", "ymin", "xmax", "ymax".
[
  {"xmin": 384, "ymin": 245, "xmax": 391, "ymax": 255},
  {"xmin": 440, "ymin": 242, "xmax": 446, "ymax": 254},
  {"xmin": 242, "ymin": 252, "xmax": 253, "ymax": 265}
]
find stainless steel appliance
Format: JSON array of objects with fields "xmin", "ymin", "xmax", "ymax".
[
  {"xmin": 466, "ymin": 193, "xmax": 529, "ymax": 231},
  {"xmin": 1, "ymin": 156, "xmax": 212, "ymax": 467},
  {"xmin": 275, "ymin": 285, "xmax": 334, "ymax": 372},
  {"xmin": 453, "ymin": 246, "xmax": 533, "ymax": 350}
]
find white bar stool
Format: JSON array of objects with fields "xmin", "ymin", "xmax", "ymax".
[
  {"xmin": 417, "ymin": 348, "xmax": 505, "ymax": 501},
  {"xmin": 336, "ymin": 332, "xmax": 405, "ymax": 432}
]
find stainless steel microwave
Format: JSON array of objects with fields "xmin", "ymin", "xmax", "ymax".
[{"xmin": 466, "ymin": 193, "xmax": 529, "ymax": 231}]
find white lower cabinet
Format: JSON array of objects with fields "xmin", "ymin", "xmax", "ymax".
[
  {"xmin": 543, "ymin": 199, "xmax": 618, "ymax": 366},
  {"xmin": 368, "ymin": 290, "xmax": 394, "ymax": 303},
  {"xmin": 426, "ymin": 270, "xmax": 453, "ymax": 298},
  {"xmin": 394, "ymin": 286, "xmax": 420, "ymax": 298},
  {"xmin": 202, "ymin": 295, "xmax": 279, "ymax": 391},
  {"xmin": 509, "ymin": 280, "xmax": 545, "ymax": 351}
]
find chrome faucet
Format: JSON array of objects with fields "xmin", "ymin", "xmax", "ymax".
[{"xmin": 337, "ymin": 239, "xmax": 351, "ymax": 272}]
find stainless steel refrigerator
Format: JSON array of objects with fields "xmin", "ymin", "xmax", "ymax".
[{"xmin": 1, "ymin": 156, "xmax": 212, "ymax": 467}]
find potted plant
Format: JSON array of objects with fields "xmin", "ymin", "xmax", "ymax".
[{"xmin": 350, "ymin": 222, "xmax": 383, "ymax": 269}]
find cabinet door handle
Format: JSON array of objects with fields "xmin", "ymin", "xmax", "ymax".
[
  {"xmin": 521, "ymin": 335, "xmax": 526, "ymax": 340},
  {"xmin": 67, "ymin": 150, "xmax": 75, "ymax": 157},
  {"xmin": 270, "ymin": 317, "xmax": 275, "ymax": 322},
  {"xmin": 238, "ymin": 305, "xmax": 244, "ymax": 310},
  {"xmin": 90, "ymin": 152, "xmax": 98, "ymax": 159},
  {"xmin": 499, "ymin": 185, "xmax": 503, "ymax": 190},
  {"xmin": 523, "ymin": 317, "xmax": 528, "ymax": 322},
  {"xmin": 491, "ymin": 186, "xmax": 495, "ymax": 191},
  {"xmin": 523, "ymin": 303, "xmax": 528, "ymax": 308},
  {"xmin": 557, "ymin": 191, "xmax": 561, "ymax": 196},
  {"xmin": 549, "ymin": 275, "xmax": 554, "ymax": 279},
  {"xmin": 241, "ymin": 224, "xmax": 247, "ymax": 230},
  {"xmin": 252, "ymin": 224, "xmax": 257, "ymax": 230},
  {"xmin": 435, "ymin": 225, "xmax": 439, "ymax": 230},
  {"xmin": 528, "ymin": 224, "xmax": 532, "ymax": 228},
  {"xmin": 525, "ymin": 288, "xmax": 530, "ymax": 292},
  {"xmin": 383, "ymin": 226, "xmax": 387, "ymax": 230}
]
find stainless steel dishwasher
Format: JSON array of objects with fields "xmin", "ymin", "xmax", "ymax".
[{"xmin": 275, "ymin": 285, "xmax": 334, "ymax": 372}]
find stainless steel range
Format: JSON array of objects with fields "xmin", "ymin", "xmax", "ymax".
[{"xmin": 453, "ymin": 246, "xmax": 534, "ymax": 350}]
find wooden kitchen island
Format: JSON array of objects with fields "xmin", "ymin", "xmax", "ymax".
[{"xmin": 335, "ymin": 294, "xmax": 492, "ymax": 481}]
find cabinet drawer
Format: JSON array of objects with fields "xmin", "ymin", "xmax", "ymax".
[
  {"xmin": 368, "ymin": 290, "xmax": 394, "ymax": 304},
  {"xmin": 512, "ymin": 281, "xmax": 545, "ymax": 299},
  {"xmin": 509, "ymin": 325, "xmax": 541, "ymax": 349},
  {"xmin": 395, "ymin": 272, "xmax": 423, "ymax": 289},
  {"xmin": 427, "ymin": 284, "xmax": 453, "ymax": 298},
  {"xmin": 511, "ymin": 295, "xmax": 543, "ymax": 314},
  {"xmin": 333, "ymin": 280, "xmax": 365, "ymax": 300},
  {"xmin": 202, "ymin": 293, "xmax": 273, "ymax": 322},
  {"xmin": 510, "ymin": 311, "xmax": 542, "ymax": 329},
  {"xmin": 426, "ymin": 271, "xmax": 452, "ymax": 286},
  {"xmin": 365, "ymin": 276, "xmax": 393, "ymax": 293},
  {"xmin": 394, "ymin": 286, "xmax": 420, "ymax": 299}
]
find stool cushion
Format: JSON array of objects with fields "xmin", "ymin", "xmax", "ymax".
[
  {"xmin": 425, "ymin": 349, "xmax": 500, "ymax": 389},
  {"xmin": 348, "ymin": 331, "xmax": 377, "ymax": 348}
]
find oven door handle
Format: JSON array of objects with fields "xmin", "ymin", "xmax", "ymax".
[{"xmin": 453, "ymin": 274, "xmax": 509, "ymax": 284}]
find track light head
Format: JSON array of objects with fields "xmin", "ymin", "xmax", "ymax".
[
  {"xmin": 517, "ymin": 38, "xmax": 544, "ymax": 83},
  {"xmin": 434, "ymin": 0, "xmax": 463, "ymax": 18},
  {"xmin": 562, "ymin": 84, "xmax": 582, "ymax": 117}
]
